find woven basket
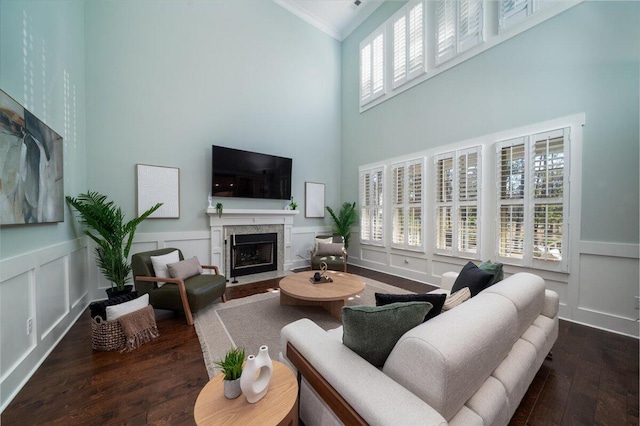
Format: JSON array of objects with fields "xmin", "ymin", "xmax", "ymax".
[{"xmin": 91, "ymin": 315, "xmax": 126, "ymax": 351}]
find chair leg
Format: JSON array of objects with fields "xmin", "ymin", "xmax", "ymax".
[
  {"xmin": 176, "ymin": 279, "xmax": 194, "ymax": 326},
  {"xmin": 222, "ymin": 293, "xmax": 227, "ymax": 303},
  {"xmin": 546, "ymin": 351, "xmax": 553, "ymax": 360}
]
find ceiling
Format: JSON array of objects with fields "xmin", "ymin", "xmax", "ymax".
[{"xmin": 274, "ymin": 0, "xmax": 385, "ymax": 41}]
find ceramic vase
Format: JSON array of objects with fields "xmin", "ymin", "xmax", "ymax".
[
  {"xmin": 240, "ymin": 345, "xmax": 273, "ymax": 403},
  {"xmin": 223, "ymin": 378, "xmax": 242, "ymax": 399}
]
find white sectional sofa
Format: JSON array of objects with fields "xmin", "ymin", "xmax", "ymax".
[{"xmin": 280, "ymin": 272, "xmax": 560, "ymax": 426}]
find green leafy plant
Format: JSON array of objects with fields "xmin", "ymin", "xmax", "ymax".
[
  {"xmin": 216, "ymin": 202, "xmax": 223, "ymax": 218},
  {"xmin": 289, "ymin": 201, "xmax": 298, "ymax": 210},
  {"xmin": 66, "ymin": 191, "xmax": 162, "ymax": 291},
  {"xmin": 326, "ymin": 202, "xmax": 358, "ymax": 249},
  {"xmin": 214, "ymin": 347, "xmax": 245, "ymax": 380}
]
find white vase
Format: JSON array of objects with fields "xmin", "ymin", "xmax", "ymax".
[{"xmin": 240, "ymin": 345, "xmax": 273, "ymax": 403}]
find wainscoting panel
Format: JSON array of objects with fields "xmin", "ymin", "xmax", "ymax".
[
  {"xmin": 361, "ymin": 247, "xmax": 388, "ymax": 265},
  {"xmin": 37, "ymin": 258, "xmax": 69, "ymax": 340},
  {"xmin": 0, "ymin": 238, "xmax": 90, "ymax": 413}
]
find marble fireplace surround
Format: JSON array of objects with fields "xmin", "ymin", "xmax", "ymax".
[{"xmin": 206, "ymin": 208, "xmax": 299, "ymax": 283}]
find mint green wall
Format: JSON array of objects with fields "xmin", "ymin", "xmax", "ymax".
[
  {"xmin": 83, "ymin": 0, "xmax": 342, "ymax": 233},
  {"xmin": 341, "ymin": 1, "xmax": 639, "ymax": 244},
  {"xmin": 0, "ymin": 0, "xmax": 87, "ymax": 258}
]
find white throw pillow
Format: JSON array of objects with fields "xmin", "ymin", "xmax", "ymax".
[
  {"xmin": 106, "ymin": 293, "xmax": 149, "ymax": 321},
  {"xmin": 314, "ymin": 237, "xmax": 333, "ymax": 253},
  {"xmin": 150, "ymin": 250, "xmax": 180, "ymax": 287}
]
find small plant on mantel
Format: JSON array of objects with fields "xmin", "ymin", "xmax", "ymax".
[{"xmin": 214, "ymin": 347, "xmax": 245, "ymax": 399}]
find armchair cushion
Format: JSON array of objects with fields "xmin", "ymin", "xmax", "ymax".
[
  {"xmin": 314, "ymin": 237, "xmax": 333, "ymax": 252},
  {"xmin": 148, "ymin": 273, "xmax": 226, "ymax": 313},
  {"xmin": 167, "ymin": 256, "xmax": 203, "ymax": 280},
  {"xmin": 316, "ymin": 243, "xmax": 345, "ymax": 257},
  {"xmin": 150, "ymin": 250, "xmax": 180, "ymax": 287}
]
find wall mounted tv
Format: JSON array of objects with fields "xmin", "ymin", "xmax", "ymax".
[{"xmin": 211, "ymin": 145, "xmax": 292, "ymax": 200}]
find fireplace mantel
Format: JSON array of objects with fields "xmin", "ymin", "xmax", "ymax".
[{"xmin": 206, "ymin": 208, "xmax": 299, "ymax": 276}]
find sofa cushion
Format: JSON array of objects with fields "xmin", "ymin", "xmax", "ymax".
[
  {"xmin": 167, "ymin": 256, "xmax": 203, "ymax": 280},
  {"xmin": 478, "ymin": 260, "xmax": 504, "ymax": 286},
  {"xmin": 451, "ymin": 261, "xmax": 494, "ymax": 297},
  {"xmin": 491, "ymin": 338, "xmax": 539, "ymax": 414},
  {"xmin": 342, "ymin": 302, "xmax": 432, "ymax": 367},
  {"xmin": 465, "ymin": 376, "xmax": 510, "ymax": 426},
  {"xmin": 482, "ymin": 272, "xmax": 545, "ymax": 336},
  {"xmin": 383, "ymin": 292, "xmax": 518, "ymax": 421},
  {"xmin": 375, "ymin": 293, "xmax": 446, "ymax": 322}
]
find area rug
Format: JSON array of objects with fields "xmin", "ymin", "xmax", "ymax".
[{"xmin": 193, "ymin": 277, "xmax": 412, "ymax": 378}]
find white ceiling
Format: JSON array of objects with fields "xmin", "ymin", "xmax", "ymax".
[{"xmin": 274, "ymin": 0, "xmax": 385, "ymax": 41}]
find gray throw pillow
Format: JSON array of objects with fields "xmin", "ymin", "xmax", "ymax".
[
  {"xmin": 167, "ymin": 256, "xmax": 202, "ymax": 280},
  {"xmin": 316, "ymin": 242, "xmax": 344, "ymax": 257},
  {"xmin": 342, "ymin": 301, "xmax": 432, "ymax": 367}
]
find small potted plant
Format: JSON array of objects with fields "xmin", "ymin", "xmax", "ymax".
[
  {"xmin": 214, "ymin": 347, "xmax": 245, "ymax": 399},
  {"xmin": 215, "ymin": 202, "xmax": 223, "ymax": 218}
]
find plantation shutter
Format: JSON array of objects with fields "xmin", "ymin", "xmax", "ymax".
[
  {"xmin": 532, "ymin": 129, "xmax": 566, "ymax": 261},
  {"xmin": 407, "ymin": 161, "xmax": 423, "ymax": 247},
  {"xmin": 371, "ymin": 168, "xmax": 384, "ymax": 242},
  {"xmin": 457, "ymin": 149, "xmax": 479, "ymax": 254},
  {"xmin": 436, "ymin": 0, "xmax": 456, "ymax": 64},
  {"xmin": 392, "ymin": 15, "xmax": 407, "ymax": 87},
  {"xmin": 360, "ymin": 28, "xmax": 385, "ymax": 106},
  {"xmin": 407, "ymin": 1, "xmax": 424, "ymax": 77},
  {"xmin": 392, "ymin": 164, "xmax": 405, "ymax": 244},
  {"xmin": 360, "ymin": 171, "xmax": 371, "ymax": 241},
  {"xmin": 435, "ymin": 155, "xmax": 454, "ymax": 252},
  {"xmin": 498, "ymin": 139, "xmax": 526, "ymax": 258},
  {"xmin": 499, "ymin": 0, "xmax": 530, "ymax": 31},
  {"xmin": 458, "ymin": 0, "xmax": 483, "ymax": 52}
]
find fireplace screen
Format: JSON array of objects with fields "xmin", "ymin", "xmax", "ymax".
[{"xmin": 230, "ymin": 233, "xmax": 278, "ymax": 277}]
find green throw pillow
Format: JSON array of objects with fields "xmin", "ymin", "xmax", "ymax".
[
  {"xmin": 478, "ymin": 260, "xmax": 504, "ymax": 286},
  {"xmin": 342, "ymin": 301, "xmax": 432, "ymax": 367}
]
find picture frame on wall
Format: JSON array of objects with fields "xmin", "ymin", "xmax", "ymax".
[
  {"xmin": 305, "ymin": 182, "xmax": 325, "ymax": 218},
  {"xmin": 136, "ymin": 164, "xmax": 180, "ymax": 219},
  {"xmin": 0, "ymin": 89, "xmax": 64, "ymax": 225}
]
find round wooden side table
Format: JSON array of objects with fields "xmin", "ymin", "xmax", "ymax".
[{"xmin": 194, "ymin": 360, "xmax": 298, "ymax": 426}]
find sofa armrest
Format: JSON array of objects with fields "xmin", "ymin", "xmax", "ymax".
[
  {"xmin": 542, "ymin": 289, "xmax": 559, "ymax": 318},
  {"xmin": 281, "ymin": 319, "xmax": 448, "ymax": 426},
  {"xmin": 440, "ymin": 271, "xmax": 459, "ymax": 292}
]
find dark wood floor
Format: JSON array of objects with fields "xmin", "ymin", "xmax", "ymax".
[{"xmin": 2, "ymin": 265, "xmax": 637, "ymax": 425}]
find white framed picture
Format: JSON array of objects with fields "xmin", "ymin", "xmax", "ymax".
[
  {"xmin": 305, "ymin": 182, "xmax": 325, "ymax": 218},
  {"xmin": 136, "ymin": 164, "xmax": 180, "ymax": 218}
]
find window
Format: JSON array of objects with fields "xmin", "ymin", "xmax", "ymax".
[
  {"xmin": 391, "ymin": 159, "xmax": 424, "ymax": 249},
  {"xmin": 435, "ymin": 147, "xmax": 481, "ymax": 257},
  {"xmin": 497, "ymin": 128, "xmax": 569, "ymax": 270},
  {"xmin": 436, "ymin": 0, "xmax": 484, "ymax": 65},
  {"xmin": 499, "ymin": 0, "xmax": 556, "ymax": 31},
  {"xmin": 392, "ymin": 1, "xmax": 425, "ymax": 88},
  {"xmin": 360, "ymin": 28, "xmax": 385, "ymax": 106},
  {"xmin": 360, "ymin": 166, "xmax": 385, "ymax": 245}
]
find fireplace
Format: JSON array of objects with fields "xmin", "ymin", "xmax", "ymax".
[{"xmin": 230, "ymin": 232, "xmax": 278, "ymax": 278}]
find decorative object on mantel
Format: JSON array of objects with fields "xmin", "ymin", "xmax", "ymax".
[
  {"xmin": 214, "ymin": 347, "xmax": 245, "ymax": 399},
  {"xmin": 215, "ymin": 202, "xmax": 223, "ymax": 218},
  {"xmin": 136, "ymin": 164, "xmax": 180, "ymax": 218},
  {"xmin": 289, "ymin": 196, "xmax": 298, "ymax": 210},
  {"xmin": 0, "ymin": 89, "xmax": 64, "ymax": 225},
  {"xmin": 326, "ymin": 201, "xmax": 358, "ymax": 249},
  {"xmin": 208, "ymin": 192, "xmax": 214, "ymax": 208},
  {"xmin": 240, "ymin": 345, "xmax": 273, "ymax": 403},
  {"xmin": 305, "ymin": 182, "xmax": 325, "ymax": 218},
  {"xmin": 66, "ymin": 191, "xmax": 162, "ymax": 298}
]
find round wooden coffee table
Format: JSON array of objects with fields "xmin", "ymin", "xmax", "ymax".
[
  {"xmin": 194, "ymin": 361, "xmax": 298, "ymax": 426},
  {"xmin": 279, "ymin": 270, "xmax": 366, "ymax": 320}
]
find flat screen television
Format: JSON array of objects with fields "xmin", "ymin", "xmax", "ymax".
[{"xmin": 211, "ymin": 145, "xmax": 292, "ymax": 200}]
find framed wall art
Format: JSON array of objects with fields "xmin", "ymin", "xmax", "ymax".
[
  {"xmin": 305, "ymin": 182, "xmax": 325, "ymax": 218},
  {"xmin": 136, "ymin": 164, "xmax": 180, "ymax": 219},
  {"xmin": 0, "ymin": 89, "xmax": 64, "ymax": 225}
]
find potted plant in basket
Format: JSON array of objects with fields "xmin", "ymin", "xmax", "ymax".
[
  {"xmin": 326, "ymin": 201, "xmax": 358, "ymax": 249},
  {"xmin": 214, "ymin": 347, "xmax": 245, "ymax": 399},
  {"xmin": 66, "ymin": 191, "xmax": 162, "ymax": 299}
]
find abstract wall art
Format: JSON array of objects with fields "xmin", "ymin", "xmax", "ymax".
[
  {"xmin": 0, "ymin": 89, "xmax": 64, "ymax": 225},
  {"xmin": 136, "ymin": 164, "xmax": 180, "ymax": 219}
]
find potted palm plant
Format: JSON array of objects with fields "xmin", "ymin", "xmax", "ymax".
[
  {"xmin": 326, "ymin": 201, "xmax": 358, "ymax": 249},
  {"xmin": 66, "ymin": 191, "xmax": 162, "ymax": 298},
  {"xmin": 214, "ymin": 347, "xmax": 245, "ymax": 399}
]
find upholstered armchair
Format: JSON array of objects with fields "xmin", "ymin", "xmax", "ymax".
[
  {"xmin": 131, "ymin": 248, "xmax": 226, "ymax": 326},
  {"xmin": 311, "ymin": 236, "xmax": 347, "ymax": 272}
]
